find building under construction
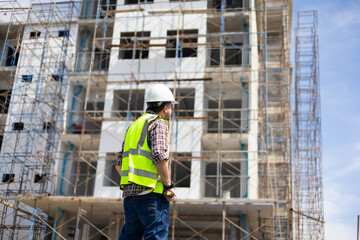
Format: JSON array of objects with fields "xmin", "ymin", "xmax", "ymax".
[{"xmin": 0, "ymin": 0, "xmax": 324, "ymax": 239}]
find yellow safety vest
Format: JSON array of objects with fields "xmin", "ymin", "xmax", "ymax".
[{"xmin": 120, "ymin": 113, "xmax": 169, "ymax": 194}]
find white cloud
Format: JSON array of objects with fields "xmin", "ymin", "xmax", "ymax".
[
  {"xmin": 333, "ymin": 3, "xmax": 360, "ymax": 29},
  {"xmin": 325, "ymin": 222, "xmax": 356, "ymax": 240},
  {"xmin": 324, "ymin": 184, "xmax": 360, "ymax": 240}
]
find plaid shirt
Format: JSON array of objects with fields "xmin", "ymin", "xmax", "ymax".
[{"xmin": 116, "ymin": 110, "xmax": 169, "ymax": 198}]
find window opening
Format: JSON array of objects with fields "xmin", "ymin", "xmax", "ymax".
[
  {"xmin": 0, "ymin": 90, "xmax": 11, "ymax": 114},
  {"xmin": 13, "ymin": 122, "xmax": 24, "ymax": 131},
  {"xmin": 30, "ymin": 31, "xmax": 41, "ymax": 38},
  {"xmin": 22, "ymin": 75, "xmax": 33, "ymax": 82},
  {"xmin": 103, "ymin": 153, "xmax": 120, "ymax": 186},
  {"xmin": 86, "ymin": 101, "xmax": 104, "ymax": 134},
  {"xmin": 34, "ymin": 174, "xmax": 47, "ymax": 183},
  {"xmin": 94, "ymin": 48, "xmax": 110, "ymax": 71},
  {"xmin": 100, "ymin": 0, "xmax": 117, "ymax": 18},
  {"xmin": 58, "ymin": 30, "xmax": 69, "ymax": 37},
  {"xmin": 205, "ymin": 161, "xmax": 241, "ymax": 198},
  {"xmin": 171, "ymin": 153, "xmax": 192, "ymax": 187},
  {"xmin": 112, "ymin": 89, "xmax": 144, "ymax": 119},
  {"xmin": 207, "ymin": 99, "xmax": 241, "ymax": 133},
  {"xmin": 43, "ymin": 122, "xmax": 55, "ymax": 131},
  {"xmin": 118, "ymin": 32, "xmax": 150, "ymax": 59},
  {"xmin": 210, "ymin": 43, "xmax": 242, "ymax": 66},
  {"xmin": 75, "ymin": 161, "xmax": 97, "ymax": 196},
  {"xmin": 125, "ymin": 0, "xmax": 153, "ymax": 5},
  {"xmin": 5, "ymin": 46, "xmax": 19, "ymax": 66},
  {"xmin": 209, "ymin": 0, "xmax": 245, "ymax": 10},
  {"xmin": 166, "ymin": 29, "xmax": 198, "ymax": 58},
  {"xmin": 173, "ymin": 88, "xmax": 195, "ymax": 117},
  {"xmin": 2, "ymin": 174, "xmax": 15, "ymax": 183}
]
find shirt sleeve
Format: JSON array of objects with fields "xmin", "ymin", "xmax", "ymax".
[
  {"xmin": 115, "ymin": 141, "xmax": 125, "ymax": 166},
  {"xmin": 148, "ymin": 119, "xmax": 169, "ymax": 165}
]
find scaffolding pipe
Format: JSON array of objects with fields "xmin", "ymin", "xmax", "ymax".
[{"xmin": 242, "ymin": 19, "xmax": 249, "ymax": 65}]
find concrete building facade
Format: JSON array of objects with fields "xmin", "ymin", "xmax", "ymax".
[{"xmin": 0, "ymin": 0, "xmax": 297, "ymax": 239}]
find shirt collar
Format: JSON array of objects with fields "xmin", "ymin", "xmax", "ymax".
[{"xmin": 146, "ymin": 109, "xmax": 157, "ymax": 115}]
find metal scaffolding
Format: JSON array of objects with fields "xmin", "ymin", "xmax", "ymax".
[
  {"xmin": 0, "ymin": 1, "xmax": 79, "ymax": 238},
  {"xmin": 0, "ymin": 0, "xmax": 298, "ymax": 239},
  {"xmin": 293, "ymin": 10, "xmax": 324, "ymax": 240}
]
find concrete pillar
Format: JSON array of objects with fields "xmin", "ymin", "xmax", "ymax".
[
  {"xmin": 248, "ymin": 0, "xmax": 259, "ymax": 199},
  {"xmin": 108, "ymin": 212, "xmax": 121, "ymax": 240},
  {"xmin": 81, "ymin": 224, "xmax": 90, "ymax": 240},
  {"xmin": 53, "ymin": 208, "xmax": 69, "ymax": 240}
]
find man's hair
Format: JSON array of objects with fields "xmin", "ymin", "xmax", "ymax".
[{"xmin": 146, "ymin": 101, "xmax": 171, "ymax": 113}]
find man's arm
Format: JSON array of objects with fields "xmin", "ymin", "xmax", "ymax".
[
  {"xmin": 156, "ymin": 160, "xmax": 176, "ymax": 202},
  {"xmin": 149, "ymin": 119, "xmax": 176, "ymax": 202},
  {"xmin": 155, "ymin": 160, "xmax": 171, "ymax": 187},
  {"xmin": 115, "ymin": 141, "xmax": 124, "ymax": 176}
]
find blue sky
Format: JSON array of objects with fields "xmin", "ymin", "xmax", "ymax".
[{"xmin": 292, "ymin": 0, "xmax": 360, "ymax": 239}]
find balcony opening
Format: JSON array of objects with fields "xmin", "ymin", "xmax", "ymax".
[
  {"xmin": 207, "ymin": 99, "xmax": 242, "ymax": 133},
  {"xmin": 94, "ymin": 48, "xmax": 110, "ymax": 71},
  {"xmin": 173, "ymin": 88, "xmax": 195, "ymax": 118},
  {"xmin": 210, "ymin": 43, "xmax": 242, "ymax": 66},
  {"xmin": 85, "ymin": 101, "xmax": 104, "ymax": 134},
  {"xmin": 112, "ymin": 89, "xmax": 144, "ymax": 119},
  {"xmin": 103, "ymin": 153, "xmax": 120, "ymax": 186},
  {"xmin": 2, "ymin": 173, "xmax": 15, "ymax": 183},
  {"xmin": 5, "ymin": 46, "xmax": 19, "ymax": 66},
  {"xmin": 204, "ymin": 161, "xmax": 241, "ymax": 198},
  {"xmin": 0, "ymin": 90, "xmax": 11, "ymax": 114},
  {"xmin": 166, "ymin": 29, "xmax": 198, "ymax": 58},
  {"xmin": 118, "ymin": 32, "xmax": 150, "ymax": 59},
  {"xmin": 171, "ymin": 153, "xmax": 192, "ymax": 187},
  {"xmin": 75, "ymin": 161, "xmax": 97, "ymax": 196}
]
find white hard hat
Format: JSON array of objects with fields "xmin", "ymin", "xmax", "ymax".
[{"xmin": 145, "ymin": 84, "xmax": 178, "ymax": 104}]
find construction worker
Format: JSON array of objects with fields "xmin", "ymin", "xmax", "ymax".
[{"xmin": 115, "ymin": 84, "xmax": 177, "ymax": 240}]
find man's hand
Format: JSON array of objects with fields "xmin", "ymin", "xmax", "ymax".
[{"xmin": 165, "ymin": 188, "xmax": 176, "ymax": 202}]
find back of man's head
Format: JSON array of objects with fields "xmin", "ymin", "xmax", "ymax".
[{"xmin": 146, "ymin": 101, "xmax": 171, "ymax": 114}]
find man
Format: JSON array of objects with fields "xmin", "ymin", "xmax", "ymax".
[{"xmin": 115, "ymin": 84, "xmax": 177, "ymax": 240}]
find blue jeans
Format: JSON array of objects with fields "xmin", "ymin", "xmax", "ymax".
[{"xmin": 119, "ymin": 192, "xmax": 169, "ymax": 240}]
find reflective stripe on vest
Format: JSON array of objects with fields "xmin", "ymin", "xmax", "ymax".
[{"xmin": 120, "ymin": 113, "xmax": 169, "ymax": 194}]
